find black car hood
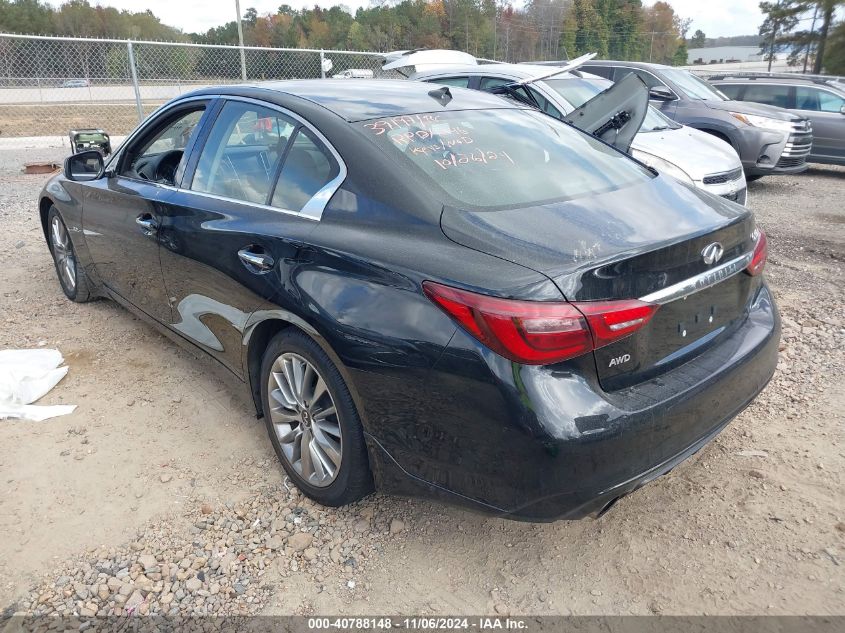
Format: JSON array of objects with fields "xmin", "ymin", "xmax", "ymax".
[
  {"xmin": 441, "ymin": 175, "xmax": 753, "ymax": 300},
  {"xmin": 703, "ymin": 98, "xmax": 802, "ymax": 121}
]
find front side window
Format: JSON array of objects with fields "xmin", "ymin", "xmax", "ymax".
[
  {"xmin": 479, "ymin": 76, "xmax": 532, "ymax": 101},
  {"xmin": 526, "ymin": 87, "xmax": 563, "ymax": 119},
  {"xmin": 796, "ymin": 86, "xmax": 845, "ymax": 112},
  {"xmin": 659, "ymin": 69, "xmax": 726, "ymax": 101},
  {"xmin": 120, "ymin": 107, "xmax": 205, "ymax": 183},
  {"xmin": 817, "ymin": 89, "xmax": 845, "ymax": 112},
  {"xmin": 639, "ymin": 106, "xmax": 681, "ymax": 131},
  {"xmin": 479, "ymin": 76, "xmax": 545, "ymax": 113},
  {"xmin": 743, "ymin": 84, "xmax": 791, "ymax": 109},
  {"xmin": 612, "ymin": 68, "xmax": 666, "ymax": 92},
  {"xmin": 360, "ymin": 109, "xmax": 652, "ymax": 209},
  {"xmin": 480, "ymin": 76, "xmax": 517, "ymax": 91},
  {"xmin": 191, "ymin": 101, "xmax": 295, "ymax": 204},
  {"xmin": 716, "ymin": 83, "xmax": 743, "ymax": 100}
]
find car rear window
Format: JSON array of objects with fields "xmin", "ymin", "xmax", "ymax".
[{"xmin": 359, "ymin": 108, "xmax": 652, "ymax": 209}]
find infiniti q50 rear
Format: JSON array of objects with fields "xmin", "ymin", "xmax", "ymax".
[{"xmin": 39, "ymin": 80, "xmax": 779, "ymax": 520}]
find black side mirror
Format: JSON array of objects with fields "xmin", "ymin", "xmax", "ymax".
[
  {"xmin": 64, "ymin": 150, "xmax": 104, "ymax": 182},
  {"xmin": 649, "ymin": 86, "xmax": 675, "ymax": 101}
]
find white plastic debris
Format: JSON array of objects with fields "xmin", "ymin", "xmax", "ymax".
[{"xmin": 0, "ymin": 349, "xmax": 76, "ymax": 421}]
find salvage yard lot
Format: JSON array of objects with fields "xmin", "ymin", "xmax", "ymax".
[{"xmin": 0, "ymin": 148, "xmax": 842, "ymax": 616}]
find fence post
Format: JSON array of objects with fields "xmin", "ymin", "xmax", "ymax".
[
  {"xmin": 320, "ymin": 50, "xmax": 326, "ymax": 79},
  {"xmin": 127, "ymin": 40, "xmax": 144, "ymax": 123},
  {"xmin": 235, "ymin": 0, "xmax": 247, "ymax": 81}
]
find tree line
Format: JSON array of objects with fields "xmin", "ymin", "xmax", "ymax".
[
  {"xmin": 0, "ymin": 0, "xmax": 187, "ymax": 41},
  {"xmin": 2, "ymin": 0, "xmax": 843, "ymax": 72},
  {"xmin": 197, "ymin": 0, "xmax": 694, "ymax": 66},
  {"xmin": 757, "ymin": 0, "xmax": 844, "ymax": 73},
  {"xmin": 1, "ymin": 0, "xmax": 692, "ymax": 65}
]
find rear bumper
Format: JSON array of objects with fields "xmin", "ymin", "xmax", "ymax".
[{"xmin": 367, "ymin": 282, "xmax": 780, "ymax": 521}]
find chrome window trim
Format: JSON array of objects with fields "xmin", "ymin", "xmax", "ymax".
[
  {"xmin": 639, "ymin": 251, "xmax": 753, "ymax": 305},
  {"xmin": 174, "ymin": 188, "xmax": 320, "ymax": 220},
  {"xmin": 217, "ymin": 94, "xmax": 348, "ymax": 221}
]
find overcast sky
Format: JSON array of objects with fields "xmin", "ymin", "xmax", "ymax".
[{"xmin": 78, "ymin": 0, "xmax": 766, "ymax": 39}]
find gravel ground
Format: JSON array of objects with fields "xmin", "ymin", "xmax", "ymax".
[{"xmin": 0, "ymin": 149, "xmax": 843, "ymax": 618}]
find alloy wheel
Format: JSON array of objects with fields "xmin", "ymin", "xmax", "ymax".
[
  {"xmin": 267, "ymin": 353, "xmax": 343, "ymax": 487},
  {"xmin": 50, "ymin": 216, "xmax": 76, "ymax": 292}
]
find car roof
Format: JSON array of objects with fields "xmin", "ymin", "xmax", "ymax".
[
  {"xmin": 186, "ymin": 79, "xmax": 521, "ymax": 122},
  {"xmin": 415, "ymin": 63, "xmax": 558, "ymax": 78},
  {"xmin": 413, "ymin": 63, "xmax": 604, "ymax": 82},
  {"xmin": 582, "ymin": 60, "xmax": 673, "ymax": 70}
]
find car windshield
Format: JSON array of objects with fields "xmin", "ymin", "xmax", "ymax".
[
  {"xmin": 639, "ymin": 106, "xmax": 681, "ymax": 132},
  {"xmin": 661, "ymin": 69, "xmax": 727, "ymax": 101},
  {"xmin": 359, "ymin": 108, "xmax": 652, "ymax": 209},
  {"xmin": 543, "ymin": 77, "xmax": 680, "ymax": 132}
]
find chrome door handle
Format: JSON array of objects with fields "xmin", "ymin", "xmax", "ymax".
[
  {"xmin": 238, "ymin": 247, "xmax": 274, "ymax": 272},
  {"xmin": 135, "ymin": 214, "xmax": 158, "ymax": 232}
]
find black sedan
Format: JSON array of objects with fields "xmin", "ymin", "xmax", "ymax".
[{"xmin": 39, "ymin": 80, "xmax": 779, "ymax": 521}]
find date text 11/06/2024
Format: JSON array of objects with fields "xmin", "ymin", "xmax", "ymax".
[{"xmin": 306, "ymin": 617, "xmax": 529, "ymax": 630}]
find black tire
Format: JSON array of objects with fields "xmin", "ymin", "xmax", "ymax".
[
  {"xmin": 746, "ymin": 174, "xmax": 764, "ymax": 182},
  {"xmin": 47, "ymin": 206, "xmax": 93, "ymax": 303},
  {"xmin": 260, "ymin": 328, "xmax": 374, "ymax": 506}
]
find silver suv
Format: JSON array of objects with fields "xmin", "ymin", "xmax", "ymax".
[
  {"xmin": 576, "ymin": 61, "xmax": 813, "ymax": 180},
  {"xmin": 709, "ymin": 74, "xmax": 845, "ymax": 166}
]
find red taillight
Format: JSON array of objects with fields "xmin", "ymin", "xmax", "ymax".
[
  {"xmin": 576, "ymin": 300, "xmax": 660, "ymax": 349},
  {"xmin": 423, "ymin": 281, "xmax": 659, "ymax": 365},
  {"xmin": 746, "ymin": 229, "xmax": 767, "ymax": 276}
]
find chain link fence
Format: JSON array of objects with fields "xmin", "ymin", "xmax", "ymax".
[{"xmin": 0, "ymin": 34, "xmax": 394, "ymax": 146}]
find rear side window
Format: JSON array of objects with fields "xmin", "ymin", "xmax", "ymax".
[
  {"xmin": 581, "ymin": 65, "xmax": 613, "ymax": 80},
  {"xmin": 191, "ymin": 101, "xmax": 295, "ymax": 204},
  {"xmin": 271, "ymin": 128, "xmax": 339, "ymax": 212},
  {"xmin": 360, "ymin": 109, "xmax": 652, "ymax": 209},
  {"xmin": 426, "ymin": 76, "xmax": 471, "ymax": 88},
  {"xmin": 742, "ymin": 84, "xmax": 791, "ymax": 109}
]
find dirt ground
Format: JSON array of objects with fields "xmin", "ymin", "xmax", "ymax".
[
  {"xmin": 0, "ymin": 148, "xmax": 842, "ymax": 616},
  {"xmin": 0, "ymin": 104, "xmax": 160, "ymax": 139}
]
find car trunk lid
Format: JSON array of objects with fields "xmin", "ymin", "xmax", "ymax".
[{"xmin": 440, "ymin": 177, "xmax": 758, "ymax": 389}]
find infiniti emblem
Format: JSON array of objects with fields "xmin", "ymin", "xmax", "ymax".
[{"xmin": 701, "ymin": 242, "xmax": 724, "ymax": 265}]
